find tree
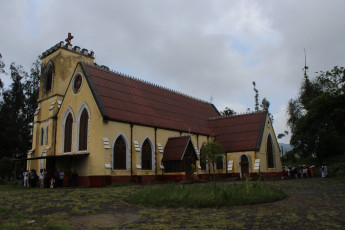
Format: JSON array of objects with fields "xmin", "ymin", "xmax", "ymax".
[
  {"xmin": 0, "ymin": 53, "xmax": 6, "ymax": 89},
  {"xmin": 252, "ymin": 81, "xmax": 259, "ymax": 111},
  {"xmin": 277, "ymin": 131, "xmax": 289, "ymax": 139},
  {"xmin": 220, "ymin": 107, "xmax": 236, "ymax": 116},
  {"xmin": 0, "ymin": 59, "xmax": 40, "ymax": 160},
  {"xmin": 0, "ymin": 63, "xmax": 27, "ymax": 159},
  {"xmin": 200, "ymin": 140, "xmax": 225, "ymax": 185},
  {"xmin": 286, "ymin": 98, "xmax": 302, "ymax": 134},
  {"xmin": 288, "ymin": 66, "xmax": 345, "ymax": 163},
  {"xmin": 260, "ymin": 98, "xmax": 270, "ymax": 111}
]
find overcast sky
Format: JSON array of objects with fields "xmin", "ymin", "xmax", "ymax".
[{"xmin": 1, "ymin": 0, "xmax": 345, "ymax": 144}]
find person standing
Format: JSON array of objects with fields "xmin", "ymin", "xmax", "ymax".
[
  {"xmin": 321, "ymin": 163, "xmax": 328, "ymax": 178},
  {"xmin": 39, "ymin": 169, "xmax": 44, "ymax": 188},
  {"xmin": 23, "ymin": 170, "xmax": 28, "ymax": 187}
]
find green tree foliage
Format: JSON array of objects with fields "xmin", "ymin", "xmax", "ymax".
[
  {"xmin": 260, "ymin": 97, "xmax": 270, "ymax": 111},
  {"xmin": 200, "ymin": 140, "xmax": 225, "ymax": 185},
  {"xmin": 0, "ymin": 157, "xmax": 14, "ymax": 181},
  {"xmin": 0, "ymin": 59, "xmax": 40, "ymax": 161},
  {"xmin": 287, "ymin": 98, "xmax": 302, "ymax": 134},
  {"xmin": 252, "ymin": 81, "xmax": 259, "ymax": 111},
  {"xmin": 0, "ymin": 53, "xmax": 6, "ymax": 89},
  {"xmin": 277, "ymin": 131, "xmax": 289, "ymax": 139},
  {"xmin": 220, "ymin": 107, "xmax": 236, "ymax": 116},
  {"xmin": 289, "ymin": 66, "xmax": 345, "ymax": 163},
  {"xmin": 252, "ymin": 82, "xmax": 272, "ymax": 120}
]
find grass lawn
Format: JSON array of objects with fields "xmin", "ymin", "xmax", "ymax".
[
  {"xmin": 1, "ymin": 178, "xmax": 345, "ymax": 229},
  {"xmin": 126, "ymin": 182, "xmax": 286, "ymax": 208}
]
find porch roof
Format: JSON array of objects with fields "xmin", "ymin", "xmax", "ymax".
[{"xmin": 163, "ymin": 136, "xmax": 193, "ymax": 161}]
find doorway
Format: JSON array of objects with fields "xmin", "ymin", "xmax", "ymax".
[{"xmin": 240, "ymin": 155, "xmax": 249, "ymax": 179}]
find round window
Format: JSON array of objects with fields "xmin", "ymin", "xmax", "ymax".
[{"xmin": 72, "ymin": 74, "xmax": 83, "ymax": 93}]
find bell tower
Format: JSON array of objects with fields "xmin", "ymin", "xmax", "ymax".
[
  {"xmin": 28, "ymin": 35, "xmax": 95, "ymax": 169},
  {"xmin": 39, "ymin": 39, "xmax": 95, "ymax": 101}
]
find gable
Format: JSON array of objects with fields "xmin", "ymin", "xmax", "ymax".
[
  {"xmin": 163, "ymin": 136, "xmax": 198, "ymax": 161},
  {"xmin": 81, "ymin": 63, "xmax": 220, "ymax": 135},
  {"xmin": 213, "ymin": 111, "xmax": 267, "ymax": 153},
  {"xmin": 55, "ymin": 64, "xmax": 103, "ymax": 155}
]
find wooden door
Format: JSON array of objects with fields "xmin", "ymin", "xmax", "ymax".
[{"xmin": 240, "ymin": 155, "xmax": 249, "ymax": 179}]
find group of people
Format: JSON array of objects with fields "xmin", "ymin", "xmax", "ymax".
[
  {"xmin": 23, "ymin": 169, "xmax": 79, "ymax": 188},
  {"xmin": 282, "ymin": 163, "xmax": 328, "ymax": 179},
  {"xmin": 282, "ymin": 165, "xmax": 315, "ymax": 179}
]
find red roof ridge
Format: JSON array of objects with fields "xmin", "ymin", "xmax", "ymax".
[
  {"xmin": 209, "ymin": 110, "xmax": 267, "ymax": 120},
  {"xmin": 84, "ymin": 62, "xmax": 214, "ymax": 106}
]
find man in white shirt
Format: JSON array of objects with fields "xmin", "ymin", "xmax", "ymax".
[{"xmin": 23, "ymin": 170, "xmax": 28, "ymax": 187}]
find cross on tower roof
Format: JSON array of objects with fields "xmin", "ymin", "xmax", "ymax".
[{"xmin": 65, "ymin": 32, "xmax": 74, "ymax": 45}]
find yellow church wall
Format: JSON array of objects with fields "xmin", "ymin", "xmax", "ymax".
[
  {"xmin": 226, "ymin": 151, "xmax": 256, "ymax": 174},
  {"xmin": 156, "ymin": 129, "xmax": 181, "ymax": 175},
  {"xmin": 55, "ymin": 64, "xmax": 104, "ymax": 177},
  {"xmin": 102, "ymin": 121, "xmax": 132, "ymax": 177},
  {"xmin": 132, "ymin": 125, "xmax": 156, "ymax": 176},
  {"xmin": 39, "ymin": 49, "xmax": 94, "ymax": 101},
  {"xmin": 101, "ymin": 122, "xmax": 211, "ymax": 177},
  {"xmin": 29, "ymin": 47, "xmax": 94, "ymax": 172},
  {"xmin": 257, "ymin": 115, "xmax": 282, "ymax": 172}
]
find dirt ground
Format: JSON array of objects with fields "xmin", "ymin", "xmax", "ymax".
[{"xmin": 1, "ymin": 178, "xmax": 345, "ymax": 229}]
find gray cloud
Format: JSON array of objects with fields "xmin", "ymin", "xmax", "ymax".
[{"xmin": 1, "ymin": 0, "xmax": 345, "ymax": 143}]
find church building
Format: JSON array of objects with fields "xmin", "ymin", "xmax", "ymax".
[{"xmin": 27, "ymin": 38, "xmax": 282, "ymax": 186}]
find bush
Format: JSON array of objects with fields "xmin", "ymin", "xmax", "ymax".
[{"xmin": 126, "ymin": 182, "xmax": 286, "ymax": 208}]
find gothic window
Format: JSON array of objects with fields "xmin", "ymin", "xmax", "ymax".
[
  {"xmin": 39, "ymin": 127, "xmax": 44, "ymax": 145},
  {"xmin": 267, "ymin": 134, "xmax": 275, "ymax": 168},
  {"xmin": 45, "ymin": 126, "xmax": 48, "ymax": 145},
  {"xmin": 113, "ymin": 136, "xmax": 126, "ymax": 170},
  {"xmin": 78, "ymin": 109, "xmax": 89, "ymax": 151},
  {"xmin": 64, "ymin": 113, "xmax": 73, "ymax": 153},
  {"xmin": 141, "ymin": 139, "xmax": 152, "ymax": 170},
  {"xmin": 44, "ymin": 62, "xmax": 54, "ymax": 93}
]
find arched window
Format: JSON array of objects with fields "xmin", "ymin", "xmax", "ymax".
[
  {"xmin": 199, "ymin": 146, "xmax": 206, "ymax": 170},
  {"xmin": 78, "ymin": 109, "xmax": 89, "ymax": 151},
  {"xmin": 64, "ymin": 113, "xmax": 73, "ymax": 153},
  {"xmin": 113, "ymin": 136, "xmax": 126, "ymax": 170},
  {"xmin": 45, "ymin": 126, "xmax": 48, "ymax": 145},
  {"xmin": 141, "ymin": 139, "xmax": 152, "ymax": 170},
  {"xmin": 267, "ymin": 134, "xmax": 275, "ymax": 168},
  {"xmin": 39, "ymin": 127, "xmax": 44, "ymax": 145},
  {"xmin": 44, "ymin": 62, "xmax": 54, "ymax": 93}
]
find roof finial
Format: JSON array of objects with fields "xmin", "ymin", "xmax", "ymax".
[{"xmin": 65, "ymin": 32, "xmax": 74, "ymax": 45}]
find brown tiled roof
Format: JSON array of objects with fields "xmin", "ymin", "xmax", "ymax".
[
  {"xmin": 81, "ymin": 63, "xmax": 220, "ymax": 135},
  {"xmin": 212, "ymin": 111, "xmax": 267, "ymax": 153},
  {"xmin": 163, "ymin": 136, "xmax": 193, "ymax": 161}
]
